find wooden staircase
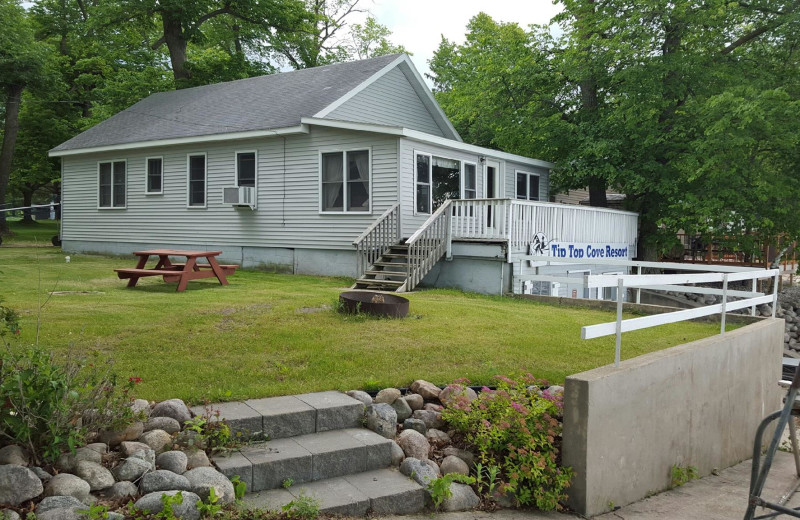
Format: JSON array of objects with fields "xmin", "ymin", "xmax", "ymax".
[{"xmin": 352, "ymin": 242, "xmax": 410, "ymax": 291}]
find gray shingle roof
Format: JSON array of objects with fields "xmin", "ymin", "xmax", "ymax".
[{"xmin": 52, "ymin": 54, "xmax": 403, "ymax": 152}]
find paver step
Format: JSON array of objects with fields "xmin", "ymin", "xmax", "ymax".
[
  {"xmin": 212, "ymin": 428, "xmax": 393, "ymax": 492},
  {"xmin": 241, "ymin": 468, "xmax": 425, "ymax": 516},
  {"xmin": 190, "ymin": 391, "xmax": 364, "ymax": 440}
]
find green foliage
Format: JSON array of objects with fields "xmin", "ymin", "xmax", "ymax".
[
  {"xmin": 0, "ymin": 299, "xmax": 20, "ymax": 337},
  {"xmin": 156, "ymin": 492, "xmax": 184, "ymax": 520},
  {"xmin": 427, "ymin": 473, "xmax": 476, "ymax": 510},
  {"xmin": 282, "ymin": 478, "xmax": 294, "ymax": 489},
  {"xmin": 182, "ymin": 407, "xmax": 234, "ymax": 453},
  {"xmin": 670, "ymin": 465, "xmax": 699, "ymax": 488},
  {"xmin": 281, "ymin": 492, "xmax": 320, "ymax": 520},
  {"xmin": 230, "ymin": 475, "xmax": 247, "ymax": 501},
  {"xmin": 442, "ymin": 375, "xmax": 573, "ymax": 511},
  {"xmin": 473, "ymin": 462, "xmax": 502, "ymax": 496},
  {"xmin": 0, "ymin": 344, "xmax": 142, "ymax": 465},
  {"xmin": 78, "ymin": 504, "xmax": 110, "ymax": 520},
  {"xmin": 196, "ymin": 487, "xmax": 223, "ymax": 517}
]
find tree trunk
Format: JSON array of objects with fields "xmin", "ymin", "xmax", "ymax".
[
  {"xmin": 163, "ymin": 15, "xmax": 190, "ymax": 83},
  {"xmin": 21, "ymin": 189, "xmax": 34, "ymax": 223},
  {"xmin": 0, "ymin": 84, "xmax": 24, "ymax": 234}
]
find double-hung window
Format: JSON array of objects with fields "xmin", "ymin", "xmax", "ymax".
[
  {"xmin": 236, "ymin": 151, "xmax": 256, "ymax": 188},
  {"xmin": 463, "ymin": 163, "xmax": 477, "ymax": 199},
  {"xmin": 146, "ymin": 157, "xmax": 163, "ymax": 194},
  {"xmin": 320, "ymin": 149, "xmax": 370, "ymax": 212},
  {"xmin": 98, "ymin": 160, "xmax": 126, "ymax": 208},
  {"xmin": 187, "ymin": 154, "xmax": 206, "ymax": 207},
  {"xmin": 516, "ymin": 171, "xmax": 540, "ymax": 201}
]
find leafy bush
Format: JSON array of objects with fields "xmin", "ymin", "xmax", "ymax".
[
  {"xmin": 0, "ymin": 344, "xmax": 143, "ymax": 464},
  {"xmin": 441, "ymin": 375, "xmax": 573, "ymax": 511},
  {"xmin": 428, "ymin": 473, "xmax": 476, "ymax": 509},
  {"xmin": 0, "ymin": 299, "xmax": 20, "ymax": 338}
]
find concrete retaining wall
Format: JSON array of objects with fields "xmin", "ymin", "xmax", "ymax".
[{"xmin": 562, "ymin": 318, "xmax": 783, "ymax": 516}]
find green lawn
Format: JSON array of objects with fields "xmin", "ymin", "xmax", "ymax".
[
  {"xmin": 0, "ymin": 247, "xmax": 728, "ymax": 404},
  {"xmin": 1, "ymin": 219, "xmax": 60, "ymax": 246}
]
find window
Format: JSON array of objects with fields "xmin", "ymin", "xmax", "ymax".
[
  {"xmin": 98, "ymin": 160, "xmax": 126, "ymax": 208},
  {"xmin": 516, "ymin": 171, "xmax": 540, "ymax": 201},
  {"xmin": 320, "ymin": 149, "xmax": 370, "ymax": 212},
  {"xmin": 146, "ymin": 157, "xmax": 163, "ymax": 194},
  {"xmin": 187, "ymin": 154, "xmax": 206, "ymax": 207},
  {"xmin": 463, "ymin": 163, "xmax": 477, "ymax": 199},
  {"xmin": 236, "ymin": 151, "xmax": 256, "ymax": 188},
  {"xmin": 415, "ymin": 152, "xmax": 469, "ymax": 214}
]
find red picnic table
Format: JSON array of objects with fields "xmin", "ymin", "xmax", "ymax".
[{"xmin": 114, "ymin": 249, "xmax": 238, "ymax": 292}]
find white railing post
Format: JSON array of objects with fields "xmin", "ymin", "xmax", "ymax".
[
  {"xmin": 636, "ymin": 265, "xmax": 642, "ymax": 304},
  {"xmin": 773, "ymin": 272, "xmax": 780, "ymax": 318},
  {"xmin": 615, "ymin": 278, "xmax": 624, "ymax": 368},
  {"xmin": 721, "ymin": 274, "xmax": 728, "ymax": 335},
  {"xmin": 751, "ymin": 277, "xmax": 757, "ymax": 316}
]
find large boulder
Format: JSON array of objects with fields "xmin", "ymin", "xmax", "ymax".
[
  {"xmin": 43, "ymin": 474, "xmax": 91, "ymax": 502},
  {"xmin": 56, "ymin": 447, "xmax": 102, "ymax": 472},
  {"xmin": 99, "ymin": 422, "xmax": 144, "ymax": 447},
  {"xmin": 113, "ymin": 457, "xmax": 151, "ymax": 482},
  {"xmin": 403, "ymin": 418, "xmax": 426, "ymax": 435},
  {"xmin": 441, "ymin": 483, "xmax": 480, "ymax": 512},
  {"xmin": 440, "ymin": 455, "xmax": 469, "ymax": 476},
  {"xmin": 400, "ymin": 457, "xmax": 438, "ymax": 488},
  {"xmin": 74, "ymin": 461, "xmax": 114, "ymax": 491},
  {"xmin": 442, "ymin": 447, "xmax": 474, "ymax": 467},
  {"xmin": 425, "ymin": 429, "xmax": 450, "ymax": 444},
  {"xmin": 0, "ymin": 446, "xmax": 29, "ymax": 467},
  {"xmin": 410, "ymin": 380, "xmax": 441, "ymax": 400},
  {"xmin": 139, "ymin": 429, "xmax": 173, "ymax": 453},
  {"xmin": 396, "ymin": 429, "xmax": 430, "ymax": 460},
  {"xmin": 374, "ymin": 388, "xmax": 401, "ymax": 404},
  {"xmin": 403, "ymin": 394, "xmax": 424, "ymax": 411},
  {"xmin": 185, "ymin": 450, "xmax": 211, "ymax": 470},
  {"xmin": 0, "ymin": 465, "xmax": 44, "ymax": 505},
  {"xmin": 346, "ymin": 390, "xmax": 372, "ymax": 406},
  {"xmin": 144, "ymin": 416, "xmax": 181, "ymax": 434},
  {"xmin": 151, "ymin": 399, "xmax": 192, "ymax": 424},
  {"xmin": 139, "ymin": 470, "xmax": 192, "ymax": 494},
  {"xmin": 36, "ymin": 496, "xmax": 89, "ymax": 520},
  {"xmin": 365, "ymin": 403, "xmax": 397, "ymax": 439},
  {"xmin": 120, "ymin": 441, "xmax": 151, "ymax": 457},
  {"xmin": 412, "ymin": 409, "xmax": 445, "ymax": 430},
  {"xmin": 391, "ymin": 398, "xmax": 412, "ymax": 423},
  {"xmin": 390, "ymin": 441, "xmax": 405, "ymax": 466},
  {"xmin": 106, "ymin": 481, "xmax": 138, "ymax": 500},
  {"xmin": 183, "ymin": 467, "xmax": 235, "ymax": 504},
  {"xmin": 157, "ymin": 451, "xmax": 188, "ymax": 475},
  {"xmin": 135, "ymin": 491, "xmax": 201, "ymax": 520},
  {"xmin": 439, "ymin": 384, "xmax": 478, "ymax": 407}
]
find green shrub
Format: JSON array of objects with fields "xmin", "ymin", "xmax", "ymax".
[
  {"xmin": 282, "ymin": 492, "xmax": 319, "ymax": 520},
  {"xmin": 441, "ymin": 375, "xmax": 573, "ymax": 511},
  {"xmin": 0, "ymin": 345, "xmax": 142, "ymax": 464}
]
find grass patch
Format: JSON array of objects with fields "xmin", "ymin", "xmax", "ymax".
[
  {"xmin": 1, "ymin": 248, "xmax": 732, "ymax": 403},
  {"xmin": 1, "ymin": 219, "xmax": 60, "ymax": 246}
]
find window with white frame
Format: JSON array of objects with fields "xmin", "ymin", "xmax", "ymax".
[
  {"xmin": 463, "ymin": 163, "xmax": 477, "ymax": 199},
  {"xmin": 415, "ymin": 152, "xmax": 473, "ymax": 214},
  {"xmin": 187, "ymin": 154, "xmax": 206, "ymax": 207},
  {"xmin": 320, "ymin": 149, "xmax": 370, "ymax": 212},
  {"xmin": 236, "ymin": 151, "xmax": 256, "ymax": 188},
  {"xmin": 146, "ymin": 157, "xmax": 163, "ymax": 194},
  {"xmin": 516, "ymin": 171, "xmax": 540, "ymax": 201},
  {"xmin": 98, "ymin": 160, "xmax": 126, "ymax": 208}
]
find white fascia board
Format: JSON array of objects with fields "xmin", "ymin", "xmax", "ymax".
[
  {"xmin": 301, "ymin": 117, "xmax": 555, "ymax": 169},
  {"xmin": 48, "ymin": 125, "xmax": 309, "ymax": 158},
  {"xmin": 313, "ymin": 55, "xmax": 407, "ymax": 119}
]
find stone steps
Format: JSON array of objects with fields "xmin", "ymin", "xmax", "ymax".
[
  {"xmin": 241, "ymin": 468, "xmax": 425, "ymax": 516},
  {"xmin": 202, "ymin": 391, "xmax": 426, "ymax": 515}
]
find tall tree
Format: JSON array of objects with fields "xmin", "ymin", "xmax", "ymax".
[{"xmin": 0, "ymin": 0, "xmax": 51, "ymax": 234}]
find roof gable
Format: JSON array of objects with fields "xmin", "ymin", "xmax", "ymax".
[{"xmin": 51, "ymin": 54, "xmax": 404, "ymax": 153}]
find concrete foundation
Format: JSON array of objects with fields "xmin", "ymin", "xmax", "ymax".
[
  {"xmin": 562, "ymin": 318, "xmax": 784, "ymax": 517},
  {"xmin": 420, "ymin": 241, "xmax": 511, "ymax": 295}
]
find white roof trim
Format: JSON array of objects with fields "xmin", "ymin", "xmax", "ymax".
[
  {"xmin": 49, "ymin": 125, "xmax": 309, "ymax": 157},
  {"xmin": 312, "ymin": 54, "xmax": 462, "ymax": 142},
  {"xmin": 301, "ymin": 117, "xmax": 554, "ymax": 169}
]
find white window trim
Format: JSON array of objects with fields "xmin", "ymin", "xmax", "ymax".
[
  {"xmin": 462, "ymin": 161, "xmax": 478, "ymax": 200},
  {"xmin": 483, "ymin": 160, "xmax": 503, "ymax": 199},
  {"xmin": 144, "ymin": 156, "xmax": 163, "ymax": 195},
  {"xmin": 186, "ymin": 152, "xmax": 208, "ymax": 209},
  {"xmin": 97, "ymin": 159, "xmax": 127, "ymax": 210},
  {"xmin": 414, "ymin": 150, "xmax": 471, "ymax": 215},
  {"xmin": 515, "ymin": 170, "xmax": 541, "ymax": 201},
  {"xmin": 235, "ymin": 150, "xmax": 258, "ymax": 189},
  {"xmin": 318, "ymin": 147, "xmax": 372, "ymax": 214}
]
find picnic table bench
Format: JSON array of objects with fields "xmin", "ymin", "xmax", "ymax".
[{"xmin": 115, "ymin": 249, "xmax": 238, "ymax": 292}]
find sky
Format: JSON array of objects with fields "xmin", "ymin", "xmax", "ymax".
[{"xmin": 359, "ymin": 0, "xmax": 563, "ymax": 82}]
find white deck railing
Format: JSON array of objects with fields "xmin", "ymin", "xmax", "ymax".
[
  {"xmin": 449, "ymin": 199, "xmax": 639, "ymax": 254},
  {"xmin": 352, "ymin": 203, "xmax": 401, "ymax": 280},
  {"xmin": 405, "ymin": 200, "xmax": 452, "ymax": 292},
  {"xmin": 516, "ymin": 255, "xmax": 779, "ymax": 367}
]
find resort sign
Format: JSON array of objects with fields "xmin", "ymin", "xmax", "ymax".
[{"xmin": 529, "ymin": 233, "xmax": 630, "ymax": 261}]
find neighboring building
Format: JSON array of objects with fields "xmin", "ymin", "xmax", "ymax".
[
  {"xmin": 553, "ymin": 189, "xmax": 626, "ymax": 210},
  {"xmin": 51, "ymin": 54, "xmax": 637, "ymax": 295}
]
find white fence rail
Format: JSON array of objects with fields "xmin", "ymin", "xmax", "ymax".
[{"xmin": 516, "ymin": 255, "xmax": 779, "ymax": 367}]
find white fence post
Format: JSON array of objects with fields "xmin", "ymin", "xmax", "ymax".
[
  {"xmin": 721, "ymin": 274, "xmax": 728, "ymax": 335},
  {"xmin": 615, "ymin": 278, "xmax": 624, "ymax": 368},
  {"xmin": 773, "ymin": 272, "xmax": 779, "ymax": 318},
  {"xmin": 636, "ymin": 265, "xmax": 642, "ymax": 304}
]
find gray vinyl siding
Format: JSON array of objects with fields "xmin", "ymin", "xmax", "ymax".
[
  {"xmin": 327, "ymin": 67, "xmax": 446, "ymax": 137},
  {"xmin": 61, "ymin": 127, "xmax": 398, "ymax": 250},
  {"xmin": 505, "ymin": 161, "xmax": 549, "ymax": 202}
]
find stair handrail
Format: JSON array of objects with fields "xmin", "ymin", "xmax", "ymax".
[
  {"xmin": 404, "ymin": 200, "xmax": 453, "ymax": 292},
  {"xmin": 353, "ymin": 203, "xmax": 401, "ymax": 279}
]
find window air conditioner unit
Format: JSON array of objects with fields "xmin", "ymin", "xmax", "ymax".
[{"xmin": 223, "ymin": 186, "xmax": 256, "ymax": 209}]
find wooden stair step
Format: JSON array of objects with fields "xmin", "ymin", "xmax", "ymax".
[
  {"xmin": 364, "ymin": 270, "xmax": 406, "ymax": 278},
  {"xmin": 355, "ymin": 278, "xmax": 404, "ymax": 287},
  {"xmin": 373, "ymin": 261, "xmax": 408, "ymax": 268}
]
